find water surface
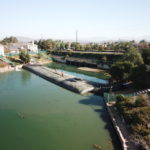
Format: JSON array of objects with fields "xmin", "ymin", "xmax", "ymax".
[
  {"xmin": 0, "ymin": 70, "xmax": 120, "ymax": 150},
  {"xmin": 47, "ymin": 62, "xmax": 109, "ymax": 82}
]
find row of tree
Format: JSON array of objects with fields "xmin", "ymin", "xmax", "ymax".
[
  {"xmin": 1, "ymin": 36, "xmax": 150, "ymax": 52},
  {"xmin": 36, "ymin": 39, "xmax": 104, "ymax": 51},
  {"xmin": 36, "ymin": 39, "xmax": 150, "ymax": 52}
]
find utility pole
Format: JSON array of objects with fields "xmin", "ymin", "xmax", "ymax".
[
  {"xmin": 76, "ymin": 30, "xmax": 78, "ymax": 44},
  {"xmin": 75, "ymin": 30, "xmax": 78, "ymax": 51}
]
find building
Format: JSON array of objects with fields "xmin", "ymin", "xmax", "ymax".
[
  {"xmin": 0, "ymin": 44, "xmax": 5, "ymax": 56},
  {"xmin": 27, "ymin": 41, "xmax": 38, "ymax": 53},
  {"xmin": 5, "ymin": 41, "xmax": 38, "ymax": 54}
]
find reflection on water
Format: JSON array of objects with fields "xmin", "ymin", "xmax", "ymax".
[
  {"xmin": 0, "ymin": 70, "xmax": 121, "ymax": 150},
  {"xmin": 21, "ymin": 70, "xmax": 31, "ymax": 84}
]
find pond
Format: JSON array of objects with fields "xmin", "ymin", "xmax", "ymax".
[{"xmin": 0, "ymin": 70, "xmax": 121, "ymax": 150}]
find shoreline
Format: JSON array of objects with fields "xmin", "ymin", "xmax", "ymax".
[
  {"xmin": 0, "ymin": 66, "xmax": 14, "ymax": 73},
  {"xmin": 0, "ymin": 59, "xmax": 52, "ymax": 73},
  {"xmin": 105, "ymin": 102, "xmax": 137, "ymax": 150}
]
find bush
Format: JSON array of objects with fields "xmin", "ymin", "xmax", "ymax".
[
  {"xmin": 115, "ymin": 95, "xmax": 150, "ymax": 148},
  {"xmin": 135, "ymin": 96, "xmax": 149, "ymax": 107}
]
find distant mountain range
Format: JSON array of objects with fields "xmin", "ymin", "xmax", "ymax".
[
  {"xmin": 16, "ymin": 35, "xmax": 150, "ymax": 43},
  {"xmin": 16, "ymin": 36, "xmax": 36, "ymax": 42}
]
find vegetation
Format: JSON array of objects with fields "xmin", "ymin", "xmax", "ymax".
[
  {"xmin": 37, "ymin": 39, "xmax": 66, "ymax": 50},
  {"xmin": 19, "ymin": 51, "xmax": 30, "ymax": 63},
  {"xmin": 6, "ymin": 56, "xmax": 23, "ymax": 65},
  {"xmin": 51, "ymin": 50, "xmax": 122, "ymax": 61},
  {"xmin": 36, "ymin": 38, "xmax": 150, "ymax": 89},
  {"xmin": 0, "ymin": 36, "xmax": 18, "ymax": 45},
  {"xmin": 0, "ymin": 35, "xmax": 149, "ymax": 89},
  {"xmin": 36, "ymin": 38, "xmax": 150, "ymax": 52},
  {"xmin": 110, "ymin": 45, "xmax": 150, "ymax": 89},
  {"xmin": 110, "ymin": 61, "xmax": 134, "ymax": 82},
  {"xmin": 141, "ymin": 48, "xmax": 150, "ymax": 65},
  {"xmin": 130, "ymin": 65, "xmax": 150, "ymax": 89},
  {"xmin": 115, "ymin": 95, "xmax": 150, "ymax": 150}
]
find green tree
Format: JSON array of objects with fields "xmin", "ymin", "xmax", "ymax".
[
  {"xmin": 141, "ymin": 48, "xmax": 150, "ymax": 65},
  {"xmin": 84, "ymin": 44, "xmax": 92, "ymax": 51},
  {"xmin": 65, "ymin": 42, "xmax": 69, "ymax": 49},
  {"xmin": 70, "ymin": 42, "xmax": 76, "ymax": 50},
  {"xmin": 60, "ymin": 42, "xmax": 65, "ymax": 50},
  {"xmin": 19, "ymin": 51, "xmax": 30, "ymax": 63},
  {"xmin": 123, "ymin": 47, "xmax": 144, "ymax": 65},
  {"xmin": 75, "ymin": 43, "xmax": 81, "ymax": 50},
  {"xmin": 110, "ymin": 61, "xmax": 134, "ymax": 82},
  {"xmin": 1, "ymin": 36, "xmax": 18, "ymax": 44},
  {"xmin": 130, "ymin": 64, "xmax": 150, "ymax": 89}
]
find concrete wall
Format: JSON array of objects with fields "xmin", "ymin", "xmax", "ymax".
[{"xmin": 105, "ymin": 102, "xmax": 128, "ymax": 150}]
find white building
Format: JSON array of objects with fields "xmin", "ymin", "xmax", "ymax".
[
  {"xmin": 27, "ymin": 41, "xmax": 38, "ymax": 53},
  {"xmin": 0, "ymin": 44, "xmax": 5, "ymax": 56}
]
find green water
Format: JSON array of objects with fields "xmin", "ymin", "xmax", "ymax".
[
  {"xmin": 47, "ymin": 62, "xmax": 110, "ymax": 80},
  {"xmin": 0, "ymin": 70, "xmax": 120, "ymax": 150}
]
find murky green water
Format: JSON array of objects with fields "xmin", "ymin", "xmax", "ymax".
[
  {"xmin": 47, "ymin": 62, "xmax": 110, "ymax": 81},
  {"xmin": 0, "ymin": 70, "xmax": 120, "ymax": 150}
]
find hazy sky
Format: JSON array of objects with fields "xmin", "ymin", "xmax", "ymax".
[{"xmin": 0, "ymin": 0, "xmax": 150, "ymax": 41}]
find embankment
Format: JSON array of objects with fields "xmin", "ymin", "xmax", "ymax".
[
  {"xmin": 50, "ymin": 51, "xmax": 123, "ymax": 69},
  {"xmin": 105, "ymin": 102, "xmax": 137, "ymax": 150},
  {"xmin": 23, "ymin": 64, "xmax": 99, "ymax": 94}
]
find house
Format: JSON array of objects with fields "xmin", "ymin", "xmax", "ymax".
[
  {"xmin": 6, "ymin": 44, "xmax": 20, "ymax": 54},
  {"xmin": 6, "ymin": 41, "xmax": 38, "ymax": 54},
  {"xmin": 0, "ymin": 44, "xmax": 5, "ymax": 56},
  {"xmin": 27, "ymin": 41, "xmax": 38, "ymax": 53}
]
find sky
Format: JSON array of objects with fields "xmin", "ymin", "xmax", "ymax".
[{"xmin": 0, "ymin": 0, "xmax": 150, "ymax": 41}]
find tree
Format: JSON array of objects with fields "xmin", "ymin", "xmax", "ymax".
[
  {"xmin": 19, "ymin": 51, "xmax": 30, "ymax": 63},
  {"xmin": 141, "ymin": 48, "xmax": 150, "ymax": 65},
  {"xmin": 60, "ymin": 42, "xmax": 65, "ymax": 50},
  {"xmin": 75, "ymin": 43, "xmax": 81, "ymax": 50},
  {"xmin": 130, "ymin": 64, "xmax": 150, "ymax": 89},
  {"xmin": 1, "ymin": 36, "xmax": 18, "ymax": 44},
  {"xmin": 123, "ymin": 47, "xmax": 144, "ymax": 66},
  {"xmin": 65, "ymin": 42, "xmax": 69, "ymax": 49},
  {"xmin": 110, "ymin": 61, "xmax": 134, "ymax": 82},
  {"xmin": 70, "ymin": 42, "xmax": 76, "ymax": 50},
  {"xmin": 84, "ymin": 44, "xmax": 92, "ymax": 51}
]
